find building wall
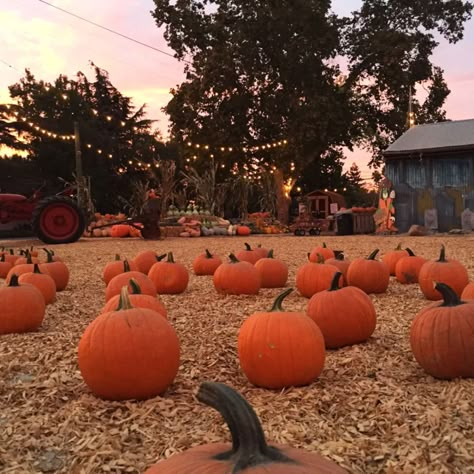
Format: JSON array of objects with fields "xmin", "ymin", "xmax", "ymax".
[{"xmin": 384, "ymin": 152, "xmax": 474, "ymax": 232}]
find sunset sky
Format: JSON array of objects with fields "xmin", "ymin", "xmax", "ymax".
[{"xmin": 1, "ymin": 0, "xmax": 473, "ymax": 179}]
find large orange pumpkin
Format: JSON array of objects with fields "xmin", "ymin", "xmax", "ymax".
[
  {"xmin": 418, "ymin": 245, "xmax": 469, "ymax": 300},
  {"xmin": 309, "ymin": 242, "xmax": 335, "ymax": 262},
  {"xmin": 346, "ymin": 249, "xmax": 390, "ymax": 294},
  {"xmin": 394, "ymin": 248, "xmax": 427, "ymax": 284},
  {"xmin": 78, "ymin": 286, "xmax": 180, "ymax": 401},
  {"xmin": 148, "ymin": 252, "xmax": 189, "ymax": 294},
  {"xmin": 410, "ymin": 282, "xmax": 474, "ymax": 379},
  {"xmin": 254, "ymin": 249, "xmax": 288, "ymax": 288},
  {"xmin": 144, "ymin": 382, "xmax": 347, "ymax": 473},
  {"xmin": 307, "ymin": 272, "xmax": 376, "ymax": 349},
  {"xmin": 238, "ymin": 288, "xmax": 325, "ymax": 389},
  {"xmin": 192, "ymin": 249, "xmax": 223, "ymax": 276},
  {"xmin": 296, "ymin": 254, "xmax": 339, "ymax": 298},
  {"xmin": 213, "ymin": 254, "xmax": 260, "ymax": 295},
  {"xmin": 381, "ymin": 243, "xmax": 408, "ymax": 276},
  {"xmin": 0, "ymin": 274, "xmax": 46, "ymax": 334}
]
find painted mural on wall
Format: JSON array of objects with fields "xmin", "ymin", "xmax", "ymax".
[{"xmin": 373, "ymin": 177, "xmax": 398, "ymax": 234}]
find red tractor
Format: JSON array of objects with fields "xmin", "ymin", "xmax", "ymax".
[{"xmin": 0, "ymin": 185, "xmax": 86, "ymax": 244}]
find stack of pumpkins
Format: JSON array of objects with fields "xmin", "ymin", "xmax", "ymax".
[{"xmin": 0, "ymin": 247, "xmax": 69, "ymax": 335}]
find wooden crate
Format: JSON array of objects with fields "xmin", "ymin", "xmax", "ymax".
[{"xmin": 352, "ymin": 213, "xmax": 375, "ymax": 234}]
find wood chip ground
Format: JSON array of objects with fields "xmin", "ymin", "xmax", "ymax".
[{"xmin": 0, "ymin": 234, "xmax": 473, "ymax": 473}]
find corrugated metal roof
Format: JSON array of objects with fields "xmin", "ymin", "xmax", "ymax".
[{"xmin": 384, "ymin": 119, "xmax": 474, "ymax": 155}]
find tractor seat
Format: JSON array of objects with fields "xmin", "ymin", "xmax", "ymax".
[{"xmin": 0, "ymin": 193, "xmax": 28, "ymax": 202}]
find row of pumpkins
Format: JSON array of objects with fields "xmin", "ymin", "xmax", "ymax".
[{"xmin": 1, "ymin": 243, "xmax": 474, "ymax": 473}]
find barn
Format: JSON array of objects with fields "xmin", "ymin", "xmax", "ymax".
[{"xmin": 383, "ymin": 119, "xmax": 474, "ymax": 232}]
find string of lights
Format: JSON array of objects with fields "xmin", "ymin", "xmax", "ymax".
[{"xmin": 185, "ymin": 139, "xmax": 288, "ymax": 154}]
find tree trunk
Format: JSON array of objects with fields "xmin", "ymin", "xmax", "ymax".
[{"xmin": 274, "ymin": 169, "xmax": 292, "ymax": 225}]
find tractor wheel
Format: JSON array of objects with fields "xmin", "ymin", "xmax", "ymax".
[{"xmin": 32, "ymin": 196, "xmax": 86, "ymax": 244}]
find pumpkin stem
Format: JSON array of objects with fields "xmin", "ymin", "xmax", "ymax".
[
  {"xmin": 335, "ymin": 253, "xmax": 345, "ymax": 261},
  {"xmin": 8, "ymin": 274, "xmax": 20, "ymax": 287},
  {"xmin": 322, "ymin": 242, "xmax": 328, "ymax": 248},
  {"xmin": 33, "ymin": 263, "xmax": 42, "ymax": 274},
  {"xmin": 306, "ymin": 252, "xmax": 311, "ymax": 261},
  {"xmin": 117, "ymin": 286, "xmax": 134, "ymax": 310},
  {"xmin": 9, "ymin": 249, "xmax": 14, "ymax": 255},
  {"xmin": 437, "ymin": 244, "xmax": 447, "ymax": 262},
  {"xmin": 197, "ymin": 382, "xmax": 293, "ymax": 469},
  {"xmin": 270, "ymin": 288, "xmax": 293, "ymax": 311},
  {"xmin": 405, "ymin": 247, "xmax": 416, "ymax": 257},
  {"xmin": 244, "ymin": 242, "xmax": 252, "ymax": 251},
  {"xmin": 267, "ymin": 249, "xmax": 274, "ymax": 258},
  {"xmin": 167, "ymin": 252, "xmax": 175, "ymax": 263},
  {"xmin": 228, "ymin": 253, "xmax": 240, "ymax": 264},
  {"xmin": 205, "ymin": 249, "xmax": 213, "ymax": 259},
  {"xmin": 0, "ymin": 254, "xmax": 5, "ymax": 262},
  {"xmin": 123, "ymin": 259, "xmax": 131, "ymax": 272},
  {"xmin": 435, "ymin": 282, "xmax": 465, "ymax": 307},
  {"xmin": 45, "ymin": 250, "xmax": 54, "ymax": 263},
  {"xmin": 26, "ymin": 252, "xmax": 33, "ymax": 264},
  {"xmin": 367, "ymin": 249, "xmax": 379, "ymax": 260},
  {"xmin": 156, "ymin": 253, "xmax": 167, "ymax": 261},
  {"xmin": 114, "ymin": 254, "xmax": 121, "ymax": 261},
  {"xmin": 395, "ymin": 242, "xmax": 402, "ymax": 250},
  {"xmin": 129, "ymin": 278, "xmax": 142, "ymax": 294},
  {"xmin": 328, "ymin": 272, "xmax": 342, "ymax": 292}
]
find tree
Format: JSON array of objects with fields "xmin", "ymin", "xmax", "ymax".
[{"xmin": 151, "ymin": 0, "xmax": 472, "ymax": 221}]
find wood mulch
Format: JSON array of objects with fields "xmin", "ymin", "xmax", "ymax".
[{"xmin": 0, "ymin": 234, "xmax": 473, "ymax": 473}]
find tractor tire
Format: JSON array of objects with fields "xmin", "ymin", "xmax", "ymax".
[{"xmin": 32, "ymin": 196, "xmax": 86, "ymax": 244}]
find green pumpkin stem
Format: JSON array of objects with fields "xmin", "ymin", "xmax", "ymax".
[
  {"xmin": 123, "ymin": 259, "xmax": 131, "ymax": 272},
  {"xmin": 367, "ymin": 249, "xmax": 379, "ymax": 260},
  {"xmin": 167, "ymin": 252, "xmax": 175, "ymax": 263},
  {"xmin": 435, "ymin": 282, "xmax": 465, "ymax": 307},
  {"xmin": 270, "ymin": 288, "xmax": 293, "ymax": 311},
  {"xmin": 244, "ymin": 242, "xmax": 252, "ymax": 251},
  {"xmin": 229, "ymin": 253, "xmax": 240, "ymax": 263},
  {"xmin": 405, "ymin": 248, "xmax": 416, "ymax": 257},
  {"xmin": 205, "ymin": 249, "xmax": 213, "ymax": 259},
  {"xmin": 8, "ymin": 274, "xmax": 20, "ymax": 287},
  {"xmin": 329, "ymin": 272, "xmax": 342, "ymax": 292},
  {"xmin": 437, "ymin": 245, "xmax": 447, "ymax": 262},
  {"xmin": 156, "ymin": 253, "xmax": 167, "ymax": 261},
  {"xmin": 33, "ymin": 263, "xmax": 42, "ymax": 274},
  {"xmin": 117, "ymin": 286, "xmax": 134, "ymax": 310},
  {"xmin": 129, "ymin": 278, "xmax": 142, "ymax": 294},
  {"xmin": 26, "ymin": 253, "xmax": 33, "ymax": 264},
  {"xmin": 197, "ymin": 382, "xmax": 293, "ymax": 469},
  {"xmin": 267, "ymin": 249, "xmax": 274, "ymax": 258}
]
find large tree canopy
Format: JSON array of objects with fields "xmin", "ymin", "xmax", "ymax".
[{"xmin": 151, "ymin": 0, "xmax": 472, "ymax": 178}]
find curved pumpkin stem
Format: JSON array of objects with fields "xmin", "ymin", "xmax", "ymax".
[
  {"xmin": 395, "ymin": 242, "xmax": 402, "ymax": 250},
  {"xmin": 270, "ymin": 288, "xmax": 293, "ymax": 311},
  {"xmin": 129, "ymin": 278, "xmax": 142, "ymax": 294},
  {"xmin": 8, "ymin": 274, "xmax": 20, "ymax": 287},
  {"xmin": 117, "ymin": 286, "xmax": 134, "ymax": 310},
  {"xmin": 367, "ymin": 249, "xmax": 379, "ymax": 260},
  {"xmin": 322, "ymin": 242, "xmax": 328, "ymax": 248},
  {"xmin": 328, "ymin": 272, "xmax": 342, "ymax": 292},
  {"xmin": 167, "ymin": 252, "xmax": 175, "ymax": 263},
  {"xmin": 435, "ymin": 282, "xmax": 465, "ymax": 307},
  {"xmin": 205, "ymin": 249, "xmax": 213, "ymax": 259},
  {"xmin": 33, "ymin": 263, "xmax": 42, "ymax": 274},
  {"xmin": 197, "ymin": 382, "xmax": 293, "ymax": 469},
  {"xmin": 405, "ymin": 248, "xmax": 416, "ymax": 257},
  {"xmin": 123, "ymin": 259, "xmax": 131, "ymax": 272},
  {"xmin": 229, "ymin": 253, "xmax": 240, "ymax": 264},
  {"xmin": 156, "ymin": 253, "xmax": 167, "ymax": 262},
  {"xmin": 437, "ymin": 245, "xmax": 447, "ymax": 262},
  {"xmin": 244, "ymin": 242, "xmax": 252, "ymax": 251}
]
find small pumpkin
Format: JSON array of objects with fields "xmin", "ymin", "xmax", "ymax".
[
  {"xmin": 346, "ymin": 249, "xmax": 390, "ymax": 294},
  {"xmin": 5, "ymin": 252, "xmax": 41, "ymax": 284},
  {"xmin": 0, "ymin": 274, "xmax": 46, "ymax": 334},
  {"xmin": 254, "ymin": 249, "xmax": 288, "ymax": 288},
  {"xmin": 1, "ymin": 249, "xmax": 19, "ymax": 265},
  {"xmin": 236, "ymin": 225, "xmax": 251, "ymax": 236},
  {"xmin": 213, "ymin": 254, "xmax": 261, "ymax": 295},
  {"xmin": 192, "ymin": 249, "xmax": 223, "ymax": 276},
  {"xmin": 394, "ymin": 248, "xmax": 427, "ymax": 284},
  {"xmin": 110, "ymin": 224, "xmax": 130, "ymax": 238},
  {"xmin": 105, "ymin": 262, "xmax": 157, "ymax": 301},
  {"xmin": 40, "ymin": 250, "xmax": 69, "ymax": 291},
  {"xmin": 0, "ymin": 253, "xmax": 13, "ymax": 279},
  {"xmin": 309, "ymin": 242, "xmax": 335, "ymax": 262},
  {"xmin": 461, "ymin": 282, "xmax": 474, "ymax": 300},
  {"xmin": 307, "ymin": 271, "xmax": 376, "ymax": 349},
  {"xmin": 324, "ymin": 253, "xmax": 350, "ymax": 286},
  {"xmin": 133, "ymin": 250, "xmax": 166, "ymax": 274},
  {"xmin": 254, "ymin": 244, "xmax": 270, "ymax": 260},
  {"xmin": 78, "ymin": 286, "xmax": 180, "ymax": 400},
  {"xmin": 296, "ymin": 253, "xmax": 339, "ymax": 298},
  {"xmin": 144, "ymin": 381, "xmax": 347, "ymax": 473},
  {"xmin": 148, "ymin": 252, "xmax": 189, "ymax": 294},
  {"xmin": 235, "ymin": 243, "xmax": 263, "ymax": 265},
  {"xmin": 101, "ymin": 278, "xmax": 167, "ymax": 318},
  {"xmin": 410, "ymin": 282, "xmax": 474, "ymax": 379},
  {"xmin": 381, "ymin": 242, "xmax": 408, "ymax": 276},
  {"xmin": 102, "ymin": 256, "xmax": 138, "ymax": 285},
  {"xmin": 238, "ymin": 288, "xmax": 325, "ymax": 389},
  {"xmin": 14, "ymin": 250, "xmax": 40, "ymax": 266},
  {"xmin": 18, "ymin": 263, "xmax": 57, "ymax": 305},
  {"xmin": 418, "ymin": 245, "xmax": 469, "ymax": 300}
]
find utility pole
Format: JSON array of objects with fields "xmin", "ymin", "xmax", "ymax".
[{"xmin": 74, "ymin": 121, "xmax": 85, "ymax": 208}]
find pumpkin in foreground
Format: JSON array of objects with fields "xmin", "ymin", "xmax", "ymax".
[
  {"xmin": 238, "ymin": 288, "xmax": 325, "ymax": 389},
  {"xmin": 78, "ymin": 286, "xmax": 179, "ymax": 401},
  {"xmin": 144, "ymin": 381, "xmax": 347, "ymax": 473},
  {"xmin": 410, "ymin": 282, "xmax": 474, "ymax": 379}
]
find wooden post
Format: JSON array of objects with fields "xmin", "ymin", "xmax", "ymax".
[{"xmin": 74, "ymin": 121, "xmax": 85, "ymax": 208}]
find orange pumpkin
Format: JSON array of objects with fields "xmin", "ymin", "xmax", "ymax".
[
  {"xmin": 0, "ymin": 274, "xmax": 46, "ymax": 334},
  {"xmin": 213, "ymin": 254, "xmax": 260, "ymax": 295},
  {"xmin": 102, "ymin": 257, "xmax": 138, "ymax": 285},
  {"xmin": 254, "ymin": 244, "xmax": 269, "ymax": 260},
  {"xmin": 309, "ymin": 242, "xmax": 335, "ymax": 262},
  {"xmin": 0, "ymin": 249, "xmax": 19, "ymax": 265},
  {"xmin": 133, "ymin": 251, "xmax": 166, "ymax": 274},
  {"xmin": 144, "ymin": 382, "xmax": 347, "ymax": 473},
  {"xmin": 0, "ymin": 254, "xmax": 13, "ymax": 279},
  {"xmin": 325, "ymin": 253, "xmax": 350, "ymax": 286},
  {"xmin": 418, "ymin": 245, "xmax": 469, "ymax": 300},
  {"xmin": 461, "ymin": 282, "xmax": 474, "ymax": 300},
  {"xmin": 235, "ymin": 243, "xmax": 263, "ymax": 265},
  {"xmin": 307, "ymin": 271, "xmax": 376, "ymax": 349},
  {"xmin": 18, "ymin": 263, "xmax": 56, "ymax": 305},
  {"xmin": 410, "ymin": 282, "xmax": 474, "ymax": 379},
  {"xmin": 381, "ymin": 243, "xmax": 408, "ymax": 276},
  {"xmin": 238, "ymin": 288, "xmax": 325, "ymax": 389},
  {"xmin": 254, "ymin": 249, "xmax": 288, "ymax": 288},
  {"xmin": 101, "ymin": 278, "xmax": 167, "ymax": 318},
  {"xmin": 78, "ymin": 287, "xmax": 180, "ymax": 400},
  {"xmin": 192, "ymin": 249, "xmax": 223, "ymax": 276},
  {"xmin": 346, "ymin": 249, "xmax": 390, "ymax": 294},
  {"xmin": 236, "ymin": 225, "xmax": 251, "ymax": 236},
  {"xmin": 110, "ymin": 224, "xmax": 130, "ymax": 238},
  {"xmin": 148, "ymin": 252, "xmax": 189, "ymax": 294},
  {"xmin": 394, "ymin": 248, "xmax": 427, "ymax": 284},
  {"xmin": 105, "ymin": 269, "xmax": 157, "ymax": 302},
  {"xmin": 296, "ymin": 254, "xmax": 339, "ymax": 298},
  {"xmin": 39, "ymin": 251, "xmax": 69, "ymax": 291}
]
